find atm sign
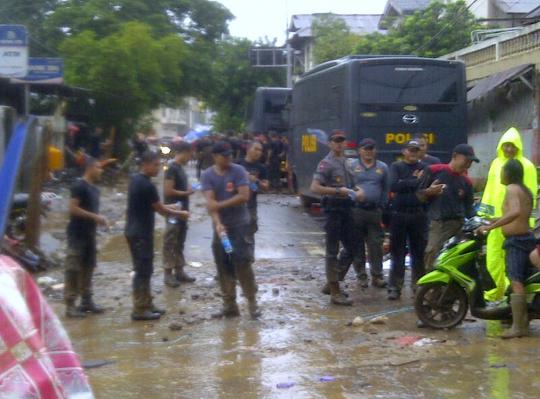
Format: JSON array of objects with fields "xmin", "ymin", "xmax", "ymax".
[
  {"xmin": 385, "ymin": 132, "xmax": 436, "ymax": 144},
  {"xmin": 301, "ymin": 134, "xmax": 317, "ymax": 153}
]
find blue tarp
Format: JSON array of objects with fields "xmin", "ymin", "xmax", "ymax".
[
  {"xmin": 0, "ymin": 119, "xmax": 32, "ymax": 242},
  {"xmin": 183, "ymin": 124, "xmax": 213, "ymax": 143}
]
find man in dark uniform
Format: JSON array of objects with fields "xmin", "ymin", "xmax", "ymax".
[
  {"xmin": 125, "ymin": 151, "xmax": 189, "ymax": 321},
  {"xmin": 201, "ymin": 141, "xmax": 261, "ymax": 319},
  {"xmin": 236, "ymin": 141, "xmax": 269, "ymax": 238},
  {"xmin": 267, "ymin": 132, "xmax": 284, "ymax": 192},
  {"xmin": 339, "ymin": 138, "xmax": 390, "ymax": 288},
  {"xmin": 64, "ymin": 158, "xmax": 109, "ymax": 318},
  {"xmin": 418, "ymin": 144, "xmax": 478, "ymax": 271},
  {"xmin": 310, "ymin": 130, "xmax": 356, "ymax": 306},
  {"xmin": 162, "ymin": 141, "xmax": 196, "ymax": 287},
  {"xmin": 387, "ymin": 140, "xmax": 438, "ymax": 300}
]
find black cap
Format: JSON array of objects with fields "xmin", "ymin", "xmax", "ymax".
[
  {"xmin": 404, "ymin": 139, "xmax": 421, "ymax": 149},
  {"xmin": 171, "ymin": 140, "xmax": 192, "ymax": 153},
  {"xmin": 328, "ymin": 130, "xmax": 347, "ymax": 141},
  {"xmin": 212, "ymin": 141, "xmax": 233, "ymax": 156},
  {"xmin": 358, "ymin": 138, "xmax": 376, "ymax": 148},
  {"xmin": 453, "ymin": 144, "xmax": 479, "ymax": 162}
]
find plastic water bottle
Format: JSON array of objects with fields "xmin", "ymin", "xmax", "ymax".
[
  {"xmin": 347, "ymin": 189, "xmax": 356, "ymax": 201},
  {"xmin": 191, "ymin": 182, "xmax": 201, "ymax": 190},
  {"xmin": 167, "ymin": 201, "xmax": 182, "ymax": 224},
  {"xmin": 220, "ymin": 232, "xmax": 233, "ymax": 254},
  {"xmin": 250, "ymin": 181, "xmax": 258, "ymax": 192}
]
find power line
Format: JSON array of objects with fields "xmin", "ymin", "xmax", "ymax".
[{"xmin": 414, "ymin": 0, "xmax": 481, "ymax": 55}]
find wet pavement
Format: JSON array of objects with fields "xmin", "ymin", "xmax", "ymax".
[{"xmin": 38, "ymin": 167, "xmax": 540, "ymax": 398}]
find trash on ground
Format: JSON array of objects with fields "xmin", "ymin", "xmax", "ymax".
[
  {"xmin": 276, "ymin": 382, "xmax": 295, "ymax": 389},
  {"xmin": 352, "ymin": 316, "xmax": 365, "ymax": 327},
  {"xmin": 413, "ymin": 338, "xmax": 443, "ymax": 347},
  {"xmin": 394, "ymin": 336, "xmax": 423, "ymax": 346},
  {"xmin": 319, "ymin": 376, "xmax": 336, "ymax": 382},
  {"xmin": 37, "ymin": 276, "xmax": 57, "ymax": 287},
  {"xmin": 189, "ymin": 261, "xmax": 202, "ymax": 268},
  {"xmin": 369, "ymin": 315, "xmax": 388, "ymax": 325}
]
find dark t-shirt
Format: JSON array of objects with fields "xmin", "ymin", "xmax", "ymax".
[
  {"xmin": 67, "ymin": 179, "xmax": 100, "ymax": 241},
  {"xmin": 236, "ymin": 158, "xmax": 268, "ymax": 209},
  {"xmin": 164, "ymin": 161, "xmax": 189, "ymax": 210},
  {"xmin": 201, "ymin": 164, "xmax": 250, "ymax": 228},
  {"xmin": 125, "ymin": 173, "xmax": 160, "ymax": 238},
  {"xmin": 424, "ymin": 164, "xmax": 474, "ymax": 220},
  {"xmin": 389, "ymin": 161, "xmax": 428, "ymax": 210},
  {"xmin": 422, "ymin": 154, "xmax": 441, "ymax": 166}
]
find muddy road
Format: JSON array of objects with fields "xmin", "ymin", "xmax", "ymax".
[{"xmin": 39, "ymin": 168, "xmax": 539, "ymax": 398}]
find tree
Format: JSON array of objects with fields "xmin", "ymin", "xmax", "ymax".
[
  {"xmin": 312, "ymin": 15, "xmax": 361, "ymax": 64},
  {"xmin": 205, "ymin": 38, "xmax": 285, "ymax": 132},
  {"xmin": 354, "ymin": 1, "xmax": 481, "ymax": 58},
  {"xmin": 59, "ymin": 22, "xmax": 187, "ymax": 129}
]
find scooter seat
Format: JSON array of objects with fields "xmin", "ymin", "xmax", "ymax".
[{"xmin": 525, "ymin": 272, "xmax": 540, "ymax": 285}]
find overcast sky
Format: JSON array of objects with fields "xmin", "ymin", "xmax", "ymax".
[{"xmin": 217, "ymin": 0, "xmax": 388, "ymax": 44}]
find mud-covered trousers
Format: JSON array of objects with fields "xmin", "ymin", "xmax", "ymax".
[
  {"xmin": 64, "ymin": 238, "xmax": 97, "ymax": 304},
  {"xmin": 162, "ymin": 220, "xmax": 187, "ymax": 270},
  {"xmin": 324, "ymin": 208, "xmax": 356, "ymax": 283},
  {"xmin": 126, "ymin": 235, "xmax": 155, "ymax": 312},
  {"xmin": 212, "ymin": 224, "xmax": 257, "ymax": 304}
]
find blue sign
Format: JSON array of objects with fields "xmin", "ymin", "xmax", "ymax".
[
  {"xmin": 11, "ymin": 58, "xmax": 64, "ymax": 84},
  {"xmin": 0, "ymin": 25, "xmax": 28, "ymax": 47},
  {"xmin": 0, "ymin": 25, "xmax": 28, "ymax": 77}
]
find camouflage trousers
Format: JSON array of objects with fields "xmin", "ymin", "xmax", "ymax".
[
  {"xmin": 163, "ymin": 220, "xmax": 188, "ymax": 270},
  {"xmin": 64, "ymin": 238, "xmax": 97, "ymax": 303}
]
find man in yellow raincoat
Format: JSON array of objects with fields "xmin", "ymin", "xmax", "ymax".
[{"xmin": 478, "ymin": 127, "xmax": 537, "ymax": 301}]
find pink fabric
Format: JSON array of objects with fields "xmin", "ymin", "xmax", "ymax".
[{"xmin": 0, "ymin": 255, "xmax": 94, "ymax": 398}]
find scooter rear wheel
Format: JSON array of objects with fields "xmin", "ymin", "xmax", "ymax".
[{"xmin": 415, "ymin": 283, "xmax": 468, "ymax": 329}]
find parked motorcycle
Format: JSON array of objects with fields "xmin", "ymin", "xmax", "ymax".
[{"xmin": 414, "ymin": 216, "xmax": 540, "ymax": 329}]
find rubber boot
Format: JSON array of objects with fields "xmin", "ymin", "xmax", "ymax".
[
  {"xmin": 248, "ymin": 300, "xmax": 262, "ymax": 320},
  {"xmin": 330, "ymin": 282, "xmax": 352, "ymax": 306},
  {"xmin": 501, "ymin": 294, "xmax": 529, "ymax": 339},
  {"xmin": 145, "ymin": 285, "xmax": 166, "ymax": 315},
  {"xmin": 237, "ymin": 263, "xmax": 262, "ymax": 319},
  {"xmin": 175, "ymin": 266, "xmax": 196, "ymax": 283},
  {"xmin": 164, "ymin": 269, "xmax": 180, "ymax": 288},
  {"xmin": 66, "ymin": 300, "xmax": 86, "ymax": 318},
  {"xmin": 79, "ymin": 296, "xmax": 105, "ymax": 314},
  {"xmin": 212, "ymin": 271, "xmax": 240, "ymax": 318},
  {"xmin": 321, "ymin": 283, "xmax": 349, "ymax": 297},
  {"xmin": 357, "ymin": 272, "xmax": 369, "ymax": 288},
  {"xmin": 131, "ymin": 281, "xmax": 161, "ymax": 321},
  {"xmin": 371, "ymin": 276, "xmax": 388, "ymax": 289},
  {"xmin": 78, "ymin": 267, "xmax": 104, "ymax": 313}
]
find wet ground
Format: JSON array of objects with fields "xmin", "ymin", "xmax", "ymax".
[{"xmin": 38, "ymin": 166, "xmax": 540, "ymax": 398}]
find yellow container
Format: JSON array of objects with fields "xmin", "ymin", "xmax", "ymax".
[{"xmin": 48, "ymin": 146, "xmax": 64, "ymax": 171}]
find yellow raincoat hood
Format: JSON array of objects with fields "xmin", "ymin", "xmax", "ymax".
[{"xmin": 479, "ymin": 127, "xmax": 537, "ymax": 219}]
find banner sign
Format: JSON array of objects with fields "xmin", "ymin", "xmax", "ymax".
[
  {"xmin": 0, "ymin": 25, "xmax": 28, "ymax": 78},
  {"xmin": 11, "ymin": 58, "xmax": 64, "ymax": 84}
]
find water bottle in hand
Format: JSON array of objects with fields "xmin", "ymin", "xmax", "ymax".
[
  {"xmin": 167, "ymin": 201, "xmax": 182, "ymax": 224},
  {"xmin": 191, "ymin": 182, "xmax": 201, "ymax": 190},
  {"xmin": 250, "ymin": 181, "xmax": 258, "ymax": 192},
  {"xmin": 220, "ymin": 231, "xmax": 233, "ymax": 254},
  {"xmin": 347, "ymin": 189, "xmax": 357, "ymax": 201}
]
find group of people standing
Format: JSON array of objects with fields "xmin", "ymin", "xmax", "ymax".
[
  {"xmin": 64, "ymin": 137, "xmax": 270, "ymax": 321},
  {"xmin": 311, "ymin": 127, "xmax": 538, "ymax": 337}
]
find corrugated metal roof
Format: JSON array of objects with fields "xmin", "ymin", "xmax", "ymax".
[
  {"xmin": 495, "ymin": 0, "xmax": 540, "ymax": 14},
  {"xmin": 467, "ymin": 64, "xmax": 533, "ymax": 101},
  {"xmin": 289, "ymin": 14, "xmax": 383, "ymax": 38},
  {"xmin": 387, "ymin": 0, "xmax": 431, "ymax": 14},
  {"xmin": 528, "ymin": 5, "xmax": 540, "ymax": 17}
]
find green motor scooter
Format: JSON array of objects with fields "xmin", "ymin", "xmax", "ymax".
[{"xmin": 415, "ymin": 217, "xmax": 540, "ymax": 329}]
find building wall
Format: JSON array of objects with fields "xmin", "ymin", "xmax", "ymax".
[{"xmin": 467, "ymin": 79, "xmax": 538, "ymax": 184}]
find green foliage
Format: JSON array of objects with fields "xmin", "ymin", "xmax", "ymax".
[
  {"xmin": 312, "ymin": 15, "xmax": 361, "ymax": 64},
  {"xmin": 354, "ymin": 1, "xmax": 481, "ymax": 58},
  {"xmin": 205, "ymin": 38, "xmax": 285, "ymax": 132},
  {"xmin": 59, "ymin": 22, "xmax": 186, "ymax": 129}
]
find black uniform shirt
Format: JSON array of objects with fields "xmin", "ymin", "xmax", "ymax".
[
  {"xmin": 236, "ymin": 158, "xmax": 268, "ymax": 210},
  {"xmin": 422, "ymin": 154, "xmax": 441, "ymax": 166},
  {"xmin": 67, "ymin": 179, "xmax": 100, "ymax": 241},
  {"xmin": 164, "ymin": 161, "xmax": 189, "ymax": 210},
  {"xmin": 125, "ymin": 173, "xmax": 160, "ymax": 238},
  {"xmin": 424, "ymin": 164, "xmax": 474, "ymax": 220},
  {"xmin": 389, "ymin": 160, "xmax": 427, "ymax": 210}
]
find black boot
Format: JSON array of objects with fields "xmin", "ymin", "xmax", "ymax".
[
  {"xmin": 79, "ymin": 296, "xmax": 105, "ymax": 314},
  {"xmin": 66, "ymin": 300, "xmax": 86, "ymax": 318},
  {"xmin": 175, "ymin": 266, "xmax": 196, "ymax": 283}
]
